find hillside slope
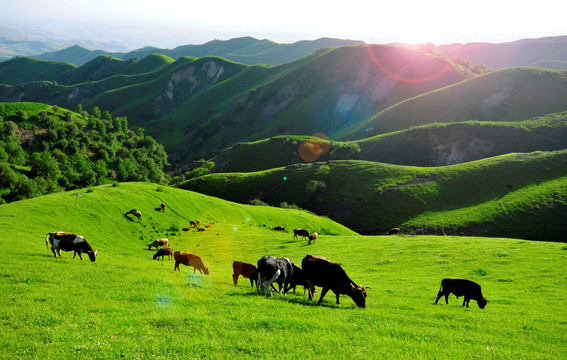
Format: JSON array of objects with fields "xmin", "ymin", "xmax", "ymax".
[
  {"xmin": 180, "ymin": 150, "xmax": 567, "ymax": 240},
  {"xmin": 211, "ymin": 112, "xmax": 567, "ymax": 172},
  {"xmin": 0, "ymin": 45, "xmax": 473, "ymax": 166},
  {"xmin": 1, "ymin": 182, "xmax": 565, "ymax": 358},
  {"xmin": 437, "ymin": 35, "xmax": 567, "ymax": 70},
  {"xmin": 340, "ymin": 67, "xmax": 567, "ymax": 140}
]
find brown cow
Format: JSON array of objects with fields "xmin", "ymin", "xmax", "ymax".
[
  {"xmin": 153, "ymin": 247, "xmax": 173, "ymax": 260},
  {"xmin": 435, "ymin": 278, "xmax": 487, "ymax": 309},
  {"xmin": 232, "ymin": 261, "xmax": 258, "ymax": 287},
  {"xmin": 160, "ymin": 202, "xmax": 166, "ymax": 212},
  {"xmin": 293, "ymin": 228, "xmax": 309, "ymax": 240},
  {"xmin": 125, "ymin": 209, "xmax": 142, "ymax": 221},
  {"xmin": 148, "ymin": 238, "xmax": 168, "ymax": 250},
  {"xmin": 174, "ymin": 251, "xmax": 210, "ymax": 274},
  {"xmin": 190, "ymin": 220, "xmax": 200, "ymax": 228}
]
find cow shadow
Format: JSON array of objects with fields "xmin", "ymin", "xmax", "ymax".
[
  {"xmin": 228, "ymin": 291, "xmax": 350, "ymax": 309},
  {"xmin": 154, "ymin": 207, "xmax": 163, "ymax": 212}
]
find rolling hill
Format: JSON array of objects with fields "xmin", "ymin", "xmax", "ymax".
[
  {"xmin": 436, "ymin": 35, "xmax": 567, "ymax": 70},
  {"xmin": 1, "ymin": 182, "xmax": 565, "ymax": 358},
  {"xmin": 34, "ymin": 37, "xmax": 364, "ymax": 66},
  {"xmin": 338, "ymin": 67, "xmax": 567, "ymax": 140},
  {"xmin": 210, "ymin": 112, "xmax": 567, "ymax": 172},
  {"xmin": 179, "ymin": 150, "xmax": 567, "ymax": 240},
  {"xmin": 0, "ymin": 45, "xmax": 474, "ymax": 166}
]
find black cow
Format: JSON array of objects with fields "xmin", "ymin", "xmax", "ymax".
[
  {"xmin": 270, "ymin": 263, "xmax": 310, "ymax": 295},
  {"xmin": 256, "ymin": 256, "xmax": 294, "ymax": 296},
  {"xmin": 153, "ymin": 247, "xmax": 173, "ymax": 260},
  {"xmin": 46, "ymin": 232, "xmax": 98, "ymax": 262},
  {"xmin": 293, "ymin": 228, "xmax": 309, "ymax": 240},
  {"xmin": 271, "ymin": 226, "xmax": 285, "ymax": 232},
  {"xmin": 435, "ymin": 278, "xmax": 487, "ymax": 309},
  {"xmin": 302, "ymin": 254, "xmax": 368, "ymax": 307}
]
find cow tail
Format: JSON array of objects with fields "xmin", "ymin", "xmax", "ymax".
[
  {"xmin": 45, "ymin": 233, "xmax": 51, "ymax": 249},
  {"xmin": 438, "ymin": 280, "xmax": 444, "ymax": 294}
]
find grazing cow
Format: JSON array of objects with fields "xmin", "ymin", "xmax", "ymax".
[
  {"xmin": 293, "ymin": 228, "xmax": 310, "ymax": 240},
  {"xmin": 153, "ymin": 247, "xmax": 173, "ymax": 260},
  {"xmin": 148, "ymin": 238, "xmax": 168, "ymax": 250},
  {"xmin": 161, "ymin": 202, "xmax": 166, "ymax": 212},
  {"xmin": 45, "ymin": 232, "xmax": 98, "ymax": 262},
  {"xmin": 308, "ymin": 232, "xmax": 318, "ymax": 245},
  {"xmin": 271, "ymin": 226, "xmax": 285, "ymax": 232},
  {"xmin": 256, "ymin": 256, "xmax": 294, "ymax": 296},
  {"xmin": 302, "ymin": 254, "xmax": 368, "ymax": 308},
  {"xmin": 174, "ymin": 251, "xmax": 210, "ymax": 274},
  {"xmin": 232, "ymin": 261, "xmax": 258, "ymax": 287},
  {"xmin": 125, "ymin": 209, "xmax": 142, "ymax": 221},
  {"xmin": 190, "ymin": 220, "xmax": 200, "ymax": 228},
  {"xmin": 435, "ymin": 278, "xmax": 487, "ymax": 309},
  {"xmin": 272, "ymin": 263, "xmax": 310, "ymax": 295},
  {"xmin": 388, "ymin": 228, "xmax": 400, "ymax": 235},
  {"xmin": 197, "ymin": 227, "xmax": 206, "ymax": 232}
]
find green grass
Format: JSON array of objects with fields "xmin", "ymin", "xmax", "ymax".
[
  {"xmin": 181, "ymin": 150, "xmax": 567, "ymax": 239},
  {"xmin": 0, "ymin": 183, "xmax": 565, "ymax": 359}
]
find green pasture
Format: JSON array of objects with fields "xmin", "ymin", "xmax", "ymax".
[{"xmin": 0, "ymin": 183, "xmax": 565, "ymax": 359}]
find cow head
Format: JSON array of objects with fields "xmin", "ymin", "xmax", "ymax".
[
  {"xmin": 478, "ymin": 297, "xmax": 487, "ymax": 309},
  {"xmin": 350, "ymin": 283, "xmax": 368, "ymax": 308},
  {"xmin": 203, "ymin": 265, "xmax": 210, "ymax": 275},
  {"xmin": 87, "ymin": 250, "xmax": 98, "ymax": 262}
]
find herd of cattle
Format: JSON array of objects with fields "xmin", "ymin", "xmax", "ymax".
[{"xmin": 44, "ymin": 204, "xmax": 488, "ymax": 309}]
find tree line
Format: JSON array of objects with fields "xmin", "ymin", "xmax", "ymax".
[{"xmin": 0, "ymin": 103, "xmax": 168, "ymax": 203}]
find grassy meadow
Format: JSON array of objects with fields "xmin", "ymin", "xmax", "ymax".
[{"xmin": 0, "ymin": 182, "xmax": 566, "ymax": 359}]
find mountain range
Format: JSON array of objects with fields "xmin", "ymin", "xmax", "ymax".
[{"xmin": 1, "ymin": 35, "xmax": 566, "ymax": 238}]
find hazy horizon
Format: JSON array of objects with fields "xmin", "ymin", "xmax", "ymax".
[{"xmin": 3, "ymin": 0, "xmax": 567, "ymax": 51}]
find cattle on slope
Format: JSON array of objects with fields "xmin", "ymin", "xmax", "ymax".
[
  {"xmin": 388, "ymin": 228, "xmax": 400, "ymax": 235},
  {"xmin": 148, "ymin": 238, "xmax": 169, "ymax": 250},
  {"xmin": 153, "ymin": 247, "xmax": 173, "ymax": 260},
  {"xmin": 435, "ymin": 278, "xmax": 487, "ymax": 309},
  {"xmin": 271, "ymin": 226, "xmax": 285, "ymax": 232},
  {"xmin": 174, "ymin": 251, "xmax": 210, "ymax": 274},
  {"xmin": 160, "ymin": 202, "xmax": 166, "ymax": 212},
  {"xmin": 302, "ymin": 254, "xmax": 368, "ymax": 307},
  {"xmin": 46, "ymin": 232, "xmax": 98, "ymax": 262},
  {"xmin": 308, "ymin": 232, "xmax": 318, "ymax": 245},
  {"xmin": 293, "ymin": 228, "xmax": 310, "ymax": 240},
  {"xmin": 256, "ymin": 256, "xmax": 294, "ymax": 296},
  {"xmin": 125, "ymin": 209, "xmax": 142, "ymax": 221},
  {"xmin": 232, "ymin": 261, "xmax": 258, "ymax": 287}
]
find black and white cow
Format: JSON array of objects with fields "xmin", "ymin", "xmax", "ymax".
[
  {"xmin": 256, "ymin": 255, "xmax": 294, "ymax": 297},
  {"xmin": 46, "ymin": 232, "xmax": 98, "ymax": 262}
]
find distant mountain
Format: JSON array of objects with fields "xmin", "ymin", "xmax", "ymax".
[
  {"xmin": 436, "ymin": 35, "xmax": 567, "ymax": 70},
  {"xmin": 35, "ymin": 37, "xmax": 365, "ymax": 66},
  {"xmin": 0, "ymin": 44, "xmax": 474, "ymax": 166}
]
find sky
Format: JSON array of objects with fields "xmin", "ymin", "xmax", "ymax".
[{"xmin": 2, "ymin": 0, "xmax": 567, "ymax": 49}]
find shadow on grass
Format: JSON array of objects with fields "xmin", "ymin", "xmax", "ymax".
[{"xmin": 226, "ymin": 289, "xmax": 353, "ymax": 309}]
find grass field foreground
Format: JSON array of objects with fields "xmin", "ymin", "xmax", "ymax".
[{"xmin": 0, "ymin": 183, "xmax": 565, "ymax": 359}]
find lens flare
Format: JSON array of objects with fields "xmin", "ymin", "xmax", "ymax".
[
  {"xmin": 298, "ymin": 133, "xmax": 331, "ymax": 162},
  {"xmin": 365, "ymin": 44, "xmax": 463, "ymax": 84}
]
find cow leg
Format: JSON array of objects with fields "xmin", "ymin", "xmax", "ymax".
[
  {"xmin": 57, "ymin": 248, "xmax": 62, "ymax": 257},
  {"xmin": 335, "ymin": 292, "xmax": 341, "ymax": 305},
  {"xmin": 232, "ymin": 272, "xmax": 239, "ymax": 285},
  {"xmin": 249, "ymin": 277, "xmax": 254, "ymax": 288},
  {"xmin": 463, "ymin": 297, "xmax": 470, "ymax": 307},
  {"xmin": 174, "ymin": 262, "xmax": 180, "ymax": 271},
  {"xmin": 262, "ymin": 269, "xmax": 280, "ymax": 297},
  {"xmin": 435, "ymin": 291, "xmax": 444, "ymax": 304},
  {"xmin": 74, "ymin": 250, "xmax": 84, "ymax": 260},
  {"xmin": 318, "ymin": 287, "xmax": 330, "ymax": 304},
  {"xmin": 51, "ymin": 247, "xmax": 58, "ymax": 258}
]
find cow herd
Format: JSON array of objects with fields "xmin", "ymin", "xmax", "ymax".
[{"xmin": 45, "ymin": 203, "xmax": 488, "ymax": 309}]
